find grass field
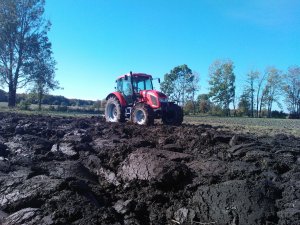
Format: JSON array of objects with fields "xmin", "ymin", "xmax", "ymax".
[
  {"xmin": 0, "ymin": 102, "xmax": 103, "ymax": 118},
  {"xmin": 0, "ymin": 102, "xmax": 8, "ymax": 109},
  {"xmin": 185, "ymin": 115, "xmax": 300, "ymax": 137}
]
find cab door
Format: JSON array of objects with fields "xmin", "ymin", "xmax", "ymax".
[{"xmin": 116, "ymin": 77, "xmax": 133, "ymax": 105}]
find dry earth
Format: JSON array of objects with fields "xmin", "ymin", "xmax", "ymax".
[{"xmin": 0, "ymin": 112, "xmax": 299, "ymax": 225}]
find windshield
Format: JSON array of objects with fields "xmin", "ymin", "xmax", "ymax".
[{"xmin": 132, "ymin": 76, "xmax": 153, "ymax": 91}]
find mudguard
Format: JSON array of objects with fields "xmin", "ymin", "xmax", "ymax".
[{"xmin": 106, "ymin": 92, "xmax": 127, "ymax": 107}]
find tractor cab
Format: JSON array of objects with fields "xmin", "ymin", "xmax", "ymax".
[{"xmin": 116, "ymin": 73, "xmax": 153, "ymax": 105}]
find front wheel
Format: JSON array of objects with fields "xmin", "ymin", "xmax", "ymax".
[
  {"xmin": 162, "ymin": 104, "xmax": 183, "ymax": 125},
  {"xmin": 105, "ymin": 97, "xmax": 125, "ymax": 122},
  {"xmin": 131, "ymin": 103, "xmax": 154, "ymax": 126}
]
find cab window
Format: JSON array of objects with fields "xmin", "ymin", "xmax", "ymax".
[
  {"xmin": 123, "ymin": 78, "xmax": 132, "ymax": 95},
  {"xmin": 116, "ymin": 77, "xmax": 132, "ymax": 95}
]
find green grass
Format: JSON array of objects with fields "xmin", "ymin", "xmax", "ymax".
[
  {"xmin": 0, "ymin": 109, "xmax": 103, "ymax": 118},
  {"xmin": 184, "ymin": 115, "xmax": 300, "ymax": 137},
  {"xmin": 0, "ymin": 102, "xmax": 8, "ymax": 109},
  {"xmin": 0, "ymin": 102, "xmax": 103, "ymax": 118}
]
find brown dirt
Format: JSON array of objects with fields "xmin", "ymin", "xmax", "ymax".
[{"xmin": 0, "ymin": 112, "xmax": 299, "ymax": 225}]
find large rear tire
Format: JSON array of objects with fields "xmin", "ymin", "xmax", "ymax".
[
  {"xmin": 162, "ymin": 104, "xmax": 183, "ymax": 125},
  {"xmin": 131, "ymin": 103, "xmax": 154, "ymax": 126},
  {"xmin": 105, "ymin": 97, "xmax": 125, "ymax": 123}
]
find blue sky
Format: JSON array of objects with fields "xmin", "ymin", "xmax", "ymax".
[{"xmin": 45, "ymin": 0, "xmax": 300, "ymax": 101}]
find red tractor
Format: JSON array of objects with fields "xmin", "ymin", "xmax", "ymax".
[{"xmin": 105, "ymin": 72, "xmax": 183, "ymax": 125}]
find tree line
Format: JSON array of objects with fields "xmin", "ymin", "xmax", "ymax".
[
  {"xmin": 161, "ymin": 62, "xmax": 300, "ymax": 118},
  {"xmin": 0, "ymin": 89, "xmax": 95, "ymax": 107}
]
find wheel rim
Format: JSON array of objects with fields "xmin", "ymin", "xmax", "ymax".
[
  {"xmin": 107, "ymin": 104, "xmax": 117, "ymax": 122},
  {"xmin": 135, "ymin": 109, "xmax": 146, "ymax": 124}
]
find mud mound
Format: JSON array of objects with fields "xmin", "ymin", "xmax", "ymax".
[
  {"xmin": 0, "ymin": 112, "xmax": 300, "ymax": 225},
  {"xmin": 192, "ymin": 179, "xmax": 278, "ymax": 224},
  {"xmin": 117, "ymin": 148, "xmax": 192, "ymax": 189}
]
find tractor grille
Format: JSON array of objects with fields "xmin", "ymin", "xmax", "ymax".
[{"xmin": 150, "ymin": 95, "xmax": 158, "ymax": 106}]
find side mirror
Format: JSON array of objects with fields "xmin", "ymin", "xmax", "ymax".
[{"xmin": 124, "ymin": 75, "xmax": 128, "ymax": 80}]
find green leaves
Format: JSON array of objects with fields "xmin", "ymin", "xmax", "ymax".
[
  {"xmin": 208, "ymin": 59, "xmax": 235, "ymax": 116},
  {"xmin": 160, "ymin": 64, "xmax": 197, "ymax": 105}
]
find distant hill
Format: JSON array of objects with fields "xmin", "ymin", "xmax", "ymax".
[{"xmin": 0, "ymin": 89, "xmax": 96, "ymax": 107}]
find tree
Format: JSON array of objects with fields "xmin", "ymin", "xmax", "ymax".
[
  {"xmin": 0, "ymin": 0, "xmax": 52, "ymax": 107},
  {"xmin": 262, "ymin": 67, "xmax": 283, "ymax": 117},
  {"xmin": 29, "ymin": 43, "xmax": 59, "ymax": 110},
  {"xmin": 208, "ymin": 59, "xmax": 236, "ymax": 116},
  {"xmin": 186, "ymin": 72, "xmax": 200, "ymax": 114},
  {"xmin": 197, "ymin": 94, "xmax": 211, "ymax": 113},
  {"xmin": 246, "ymin": 70, "xmax": 259, "ymax": 117},
  {"xmin": 283, "ymin": 66, "xmax": 300, "ymax": 116},
  {"xmin": 183, "ymin": 100, "xmax": 194, "ymax": 115},
  {"xmin": 237, "ymin": 91, "xmax": 251, "ymax": 116},
  {"xmin": 256, "ymin": 71, "xmax": 267, "ymax": 117},
  {"xmin": 160, "ymin": 65, "xmax": 193, "ymax": 105}
]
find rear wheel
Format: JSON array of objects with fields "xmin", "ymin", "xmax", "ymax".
[
  {"xmin": 131, "ymin": 103, "xmax": 154, "ymax": 125},
  {"xmin": 105, "ymin": 97, "xmax": 125, "ymax": 122},
  {"xmin": 162, "ymin": 104, "xmax": 183, "ymax": 125}
]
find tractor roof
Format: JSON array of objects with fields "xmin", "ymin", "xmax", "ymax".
[{"xmin": 117, "ymin": 73, "xmax": 152, "ymax": 80}]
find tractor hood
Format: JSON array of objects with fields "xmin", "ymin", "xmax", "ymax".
[
  {"xmin": 139, "ymin": 90, "xmax": 168, "ymax": 109},
  {"xmin": 139, "ymin": 90, "xmax": 168, "ymax": 99}
]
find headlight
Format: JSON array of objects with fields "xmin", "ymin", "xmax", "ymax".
[{"xmin": 159, "ymin": 98, "xmax": 168, "ymax": 103}]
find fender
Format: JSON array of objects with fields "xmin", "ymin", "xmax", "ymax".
[{"xmin": 106, "ymin": 92, "xmax": 127, "ymax": 107}]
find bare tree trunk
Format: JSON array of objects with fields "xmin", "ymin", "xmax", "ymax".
[
  {"xmin": 191, "ymin": 91, "xmax": 197, "ymax": 115},
  {"xmin": 297, "ymin": 90, "xmax": 300, "ymax": 116},
  {"xmin": 268, "ymin": 101, "xmax": 273, "ymax": 118},
  {"xmin": 232, "ymin": 99, "xmax": 236, "ymax": 117},
  {"xmin": 259, "ymin": 95, "xmax": 264, "ymax": 117},
  {"xmin": 256, "ymin": 74, "xmax": 266, "ymax": 118},
  {"xmin": 251, "ymin": 85, "xmax": 254, "ymax": 117},
  {"xmin": 38, "ymin": 91, "xmax": 43, "ymax": 111},
  {"xmin": 270, "ymin": 102, "xmax": 273, "ymax": 117},
  {"xmin": 8, "ymin": 82, "xmax": 16, "ymax": 108},
  {"xmin": 193, "ymin": 99, "xmax": 196, "ymax": 115},
  {"xmin": 226, "ymin": 102, "xmax": 230, "ymax": 117},
  {"xmin": 256, "ymin": 90, "xmax": 260, "ymax": 118}
]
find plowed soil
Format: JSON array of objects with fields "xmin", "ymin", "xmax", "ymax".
[{"xmin": 0, "ymin": 112, "xmax": 299, "ymax": 225}]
